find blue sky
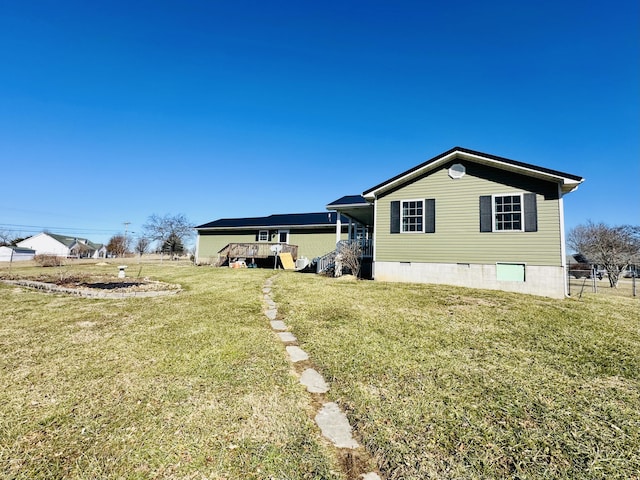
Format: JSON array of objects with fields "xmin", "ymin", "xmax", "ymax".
[{"xmin": 1, "ymin": 0, "xmax": 638, "ymax": 246}]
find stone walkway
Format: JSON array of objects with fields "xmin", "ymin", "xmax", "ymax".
[{"xmin": 262, "ymin": 277, "xmax": 382, "ymax": 480}]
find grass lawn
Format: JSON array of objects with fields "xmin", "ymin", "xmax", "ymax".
[
  {"xmin": 0, "ymin": 264, "xmax": 342, "ymax": 479},
  {"xmin": 2, "ymin": 264, "xmax": 639, "ymax": 479},
  {"xmin": 275, "ymin": 274, "xmax": 640, "ymax": 479}
]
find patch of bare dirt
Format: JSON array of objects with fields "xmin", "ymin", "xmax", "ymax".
[{"xmin": 0, "ymin": 273, "xmax": 180, "ymax": 296}]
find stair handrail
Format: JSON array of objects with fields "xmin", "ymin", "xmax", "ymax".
[{"xmin": 314, "ymin": 249, "xmax": 338, "ymax": 273}]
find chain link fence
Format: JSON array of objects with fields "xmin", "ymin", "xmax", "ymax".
[{"xmin": 568, "ymin": 266, "xmax": 638, "ymax": 298}]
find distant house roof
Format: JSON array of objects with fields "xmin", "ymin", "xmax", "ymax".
[
  {"xmin": 46, "ymin": 233, "xmax": 78, "ymax": 247},
  {"xmin": 363, "ymin": 146, "xmax": 585, "ymax": 199},
  {"xmin": 196, "ymin": 212, "xmax": 348, "ymax": 230},
  {"xmin": 45, "ymin": 233, "xmax": 104, "ymax": 251}
]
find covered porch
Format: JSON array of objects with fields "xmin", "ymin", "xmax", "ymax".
[{"xmin": 322, "ymin": 195, "xmax": 375, "ymax": 277}]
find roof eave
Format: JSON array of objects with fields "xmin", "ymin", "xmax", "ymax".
[
  {"xmin": 197, "ymin": 223, "xmax": 338, "ymax": 231},
  {"xmin": 363, "ymin": 148, "xmax": 584, "ymax": 198},
  {"xmin": 325, "ymin": 203, "xmax": 371, "ymax": 210}
]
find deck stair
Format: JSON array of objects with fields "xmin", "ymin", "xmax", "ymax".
[
  {"xmin": 314, "ymin": 239, "xmax": 373, "ymax": 275},
  {"xmin": 314, "ymin": 249, "xmax": 338, "ymax": 274}
]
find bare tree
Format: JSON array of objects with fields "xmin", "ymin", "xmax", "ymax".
[
  {"xmin": 567, "ymin": 221, "xmax": 640, "ymax": 287},
  {"xmin": 0, "ymin": 230, "xmax": 14, "ymax": 246},
  {"xmin": 134, "ymin": 236, "xmax": 151, "ymax": 257},
  {"xmin": 336, "ymin": 241, "xmax": 363, "ymax": 278},
  {"xmin": 143, "ymin": 213, "xmax": 193, "ymax": 259},
  {"xmin": 107, "ymin": 234, "xmax": 128, "ymax": 258}
]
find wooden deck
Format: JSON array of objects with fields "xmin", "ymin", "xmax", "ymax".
[{"xmin": 216, "ymin": 243, "xmax": 298, "ymax": 267}]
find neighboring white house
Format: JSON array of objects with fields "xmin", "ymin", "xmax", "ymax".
[
  {"xmin": 0, "ymin": 246, "xmax": 36, "ymax": 262},
  {"xmin": 17, "ymin": 232, "xmax": 107, "ymax": 258}
]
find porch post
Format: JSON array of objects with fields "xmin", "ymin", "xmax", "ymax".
[
  {"xmin": 348, "ymin": 218, "xmax": 353, "ymax": 241},
  {"xmin": 335, "ymin": 212, "xmax": 341, "ymax": 245}
]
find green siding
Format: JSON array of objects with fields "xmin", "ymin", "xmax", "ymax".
[
  {"xmin": 375, "ymin": 161, "xmax": 563, "ymax": 266},
  {"xmin": 288, "ymin": 229, "xmax": 347, "ymax": 259},
  {"xmin": 197, "ymin": 228, "xmax": 347, "ymax": 263},
  {"xmin": 197, "ymin": 232, "xmax": 257, "ymax": 263}
]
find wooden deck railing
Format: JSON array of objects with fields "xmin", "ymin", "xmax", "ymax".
[{"xmin": 217, "ymin": 242, "xmax": 298, "ymax": 266}]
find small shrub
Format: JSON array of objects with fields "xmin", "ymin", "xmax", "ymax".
[{"xmin": 34, "ymin": 254, "xmax": 65, "ymax": 267}]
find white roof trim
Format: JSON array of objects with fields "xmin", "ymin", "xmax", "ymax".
[{"xmin": 363, "ymin": 150, "xmax": 583, "ymax": 199}]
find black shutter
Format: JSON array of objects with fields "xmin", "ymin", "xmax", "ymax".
[
  {"xmin": 390, "ymin": 201, "xmax": 400, "ymax": 234},
  {"xmin": 524, "ymin": 193, "xmax": 538, "ymax": 232},
  {"xmin": 479, "ymin": 195, "xmax": 492, "ymax": 232},
  {"xmin": 425, "ymin": 199, "xmax": 435, "ymax": 233}
]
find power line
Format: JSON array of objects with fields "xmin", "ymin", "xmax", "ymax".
[{"xmin": 0, "ymin": 223, "xmax": 123, "ymax": 234}]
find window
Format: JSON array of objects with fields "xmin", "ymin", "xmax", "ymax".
[
  {"xmin": 390, "ymin": 199, "xmax": 435, "ymax": 234},
  {"xmin": 402, "ymin": 200, "xmax": 424, "ymax": 232},
  {"xmin": 479, "ymin": 193, "xmax": 537, "ymax": 233},
  {"xmin": 258, "ymin": 230, "xmax": 269, "ymax": 242},
  {"xmin": 278, "ymin": 230, "xmax": 289, "ymax": 243},
  {"xmin": 494, "ymin": 194, "xmax": 522, "ymax": 231}
]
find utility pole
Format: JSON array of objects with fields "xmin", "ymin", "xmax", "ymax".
[{"xmin": 123, "ymin": 222, "xmax": 130, "ymax": 257}]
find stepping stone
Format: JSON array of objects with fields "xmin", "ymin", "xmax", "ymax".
[
  {"xmin": 265, "ymin": 308, "xmax": 277, "ymax": 320},
  {"xmin": 286, "ymin": 345, "xmax": 309, "ymax": 362},
  {"xmin": 315, "ymin": 402, "xmax": 359, "ymax": 449},
  {"xmin": 360, "ymin": 473, "xmax": 382, "ymax": 480},
  {"xmin": 262, "ymin": 287, "xmax": 271, "ymax": 294},
  {"xmin": 270, "ymin": 320, "xmax": 287, "ymax": 331},
  {"xmin": 300, "ymin": 368, "xmax": 329, "ymax": 393},
  {"xmin": 277, "ymin": 332, "xmax": 297, "ymax": 343}
]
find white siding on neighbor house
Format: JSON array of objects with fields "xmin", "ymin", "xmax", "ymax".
[
  {"xmin": 17, "ymin": 233, "xmax": 70, "ymax": 256},
  {"xmin": 0, "ymin": 247, "xmax": 35, "ymax": 262}
]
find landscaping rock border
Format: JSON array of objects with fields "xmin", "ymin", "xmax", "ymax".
[{"xmin": 2, "ymin": 279, "xmax": 180, "ymax": 299}]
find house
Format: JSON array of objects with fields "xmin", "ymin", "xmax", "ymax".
[
  {"xmin": 16, "ymin": 232, "xmax": 107, "ymax": 259},
  {"xmin": 0, "ymin": 246, "xmax": 36, "ymax": 262},
  {"xmin": 328, "ymin": 147, "xmax": 583, "ymax": 298},
  {"xmin": 197, "ymin": 147, "xmax": 583, "ymax": 298},
  {"xmin": 195, "ymin": 212, "xmax": 351, "ymax": 267}
]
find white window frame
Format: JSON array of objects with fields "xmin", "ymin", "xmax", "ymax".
[
  {"xmin": 258, "ymin": 230, "xmax": 269, "ymax": 242},
  {"xmin": 401, "ymin": 199, "xmax": 425, "ymax": 233},
  {"xmin": 277, "ymin": 229, "xmax": 290, "ymax": 243},
  {"xmin": 492, "ymin": 193, "xmax": 524, "ymax": 232}
]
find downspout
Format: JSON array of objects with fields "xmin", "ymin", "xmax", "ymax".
[
  {"xmin": 194, "ymin": 231, "xmax": 200, "ymax": 264},
  {"xmin": 558, "ymin": 183, "xmax": 568, "ymax": 297},
  {"xmin": 372, "ymin": 196, "xmax": 378, "ymax": 279}
]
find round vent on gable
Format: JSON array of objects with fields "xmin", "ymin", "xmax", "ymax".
[{"xmin": 448, "ymin": 163, "xmax": 466, "ymax": 179}]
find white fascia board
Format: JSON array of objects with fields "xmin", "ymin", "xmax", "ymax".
[
  {"xmin": 325, "ymin": 203, "xmax": 371, "ymax": 209},
  {"xmin": 363, "ymin": 151, "xmax": 458, "ymax": 200},
  {"xmin": 363, "ymin": 150, "xmax": 583, "ymax": 198},
  {"xmin": 459, "ymin": 151, "xmax": 584, "ymax": 192},
  {"xmin": 197, "ymin": 224, "xmax": 335, "ymax": 231}
]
